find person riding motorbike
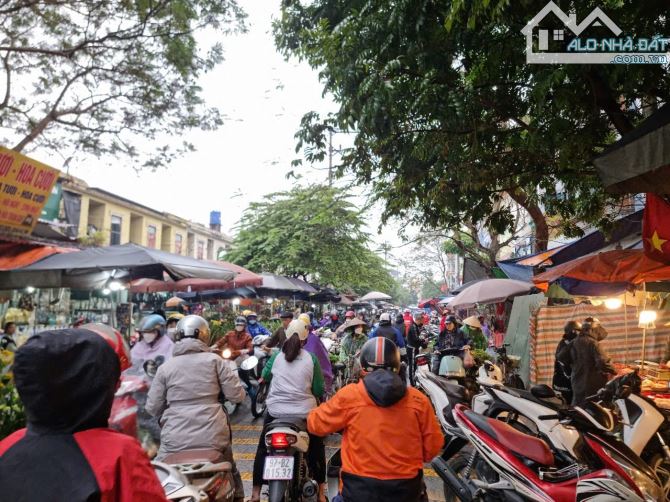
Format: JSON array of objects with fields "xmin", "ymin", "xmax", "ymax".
[
  {"xmin": 307, "ymin": 338, "xmax": 443, "ymax": 502},
  {"xmin": 250, "ymin": 319, "xmax": 327, "ymax": 502},
  {"xmin": 369, "ymin": 312, "xmax": 405, "ymax": 348},
  {"xmin": 165, "ymin": 313, "xmax": 184, "ymax": 341},
  {"xmin": 552, "ymin": 320, "xmax": 581, "ymax": 405},
  {"xmin": 146, "ymin": 315, "xmax": 246, "ymax": 501},
  {"xmin": 216, "ymin": 316, "xmax": 253, "ymax": 362},
  {"xmin": 0, "ymin": 325, "xmax": 165, "ymax": 502},
  {"xmin": 130, "ymin": 313, "xmax": 174, "ymax": 367},
  {"xmin": 557, "ymin": 317, "xmax": 615, "ymax": 405},
  {"xmin": 245, "ymin": 311, "xmax": 271, "ymax": 338},
  {"xmin": 406, "ymin": 312, "xmax": 428, "ymax": 386},
  {"xmin": 432, "ymin": 315, "xmax": 470, "ymax": 374},
  {"xmin": 325, "ymin": 310, "xmax": 343, "ymax": 332},
  {"xmin": 263, "ymin": 311, "xmax": 293, "ymax": 351}
]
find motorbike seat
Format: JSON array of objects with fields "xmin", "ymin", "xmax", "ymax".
[
  {"xmin": 269, "ymin": 416, "xmax": 307, "ymax": 432},
  {"xmin": 425, "ymin": 372, "xmax": 467, "ymax": 400},
  {"xmin": 507, "ymin": 387, "xmax": 563, "ymax": 410},
  {"xmin": 463, "ymin": 410, "xmax": 554, "ymax": 466},
  {"xmin": 530, "ymin": 384, "xmax": 556, "ymax": 399},
  {"xmin": 333, "ymin": 362, "xmax": 346, "ymax": 371},
  {"xmin": 162, "ymin": 448, "xmax": 225, "ymax": 464}
]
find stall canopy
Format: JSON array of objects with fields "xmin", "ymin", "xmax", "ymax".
[
  {"xmin": 0, "ymin": 242, "xmax": 77, "ymax": 271},
  {"xmin": 0, "ymin": 243, "xmax": 236, "ymax": 289},
  {"xmin": 594, "ymin": 104, "xmax": 670, "ymax": 194},
  {"xmin": 533, "ymin": 249, "xmax": 670, "ymax": 295},
  {"xmin": 448, "ymin": 279, "xmax": 533, "ymax": 309},
  {"xmin": 254, "ymin": 273, "xmax": 317, "ymax": 297},
  {"xmin": 129, "ymin": 261, "xmax": 261, "ymax": 293}
]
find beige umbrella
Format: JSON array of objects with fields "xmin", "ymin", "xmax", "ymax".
[
  {"xmin": 448, "ymin": 279, "xmax": 532, "ymax": 309},
  {"xmin": 165, "ymin": 296, "xmax": 186, "ymax": 308}
]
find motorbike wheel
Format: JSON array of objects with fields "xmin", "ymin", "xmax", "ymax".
[
  {"xmin": 648, "ymin": 453, "xmax": 670, "ymax": 501},
  {"xmin": 444, "ymin": 448, "xmax": 499, "ymax": 502},
  {"xmin": 252, "ymin": 382, "xmax": 269, "ymax": 418}
]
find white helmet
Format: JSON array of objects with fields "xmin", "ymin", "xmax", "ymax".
[
  {"xmin": 286, "ymin": 319, "xmax": 309, "ymax": 341},
  {"xmin": 176, "ymin": 315, "xmax": 211, "ymax": 344}
]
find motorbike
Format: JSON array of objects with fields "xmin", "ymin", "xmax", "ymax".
[
  {"xmin": 153, "ymin": 448, "xmax": 236, "ymax": 502},
  {"xmin": 263, "ymin": 417, "xmax": 319, "ymax": 502},
  {"xmin": 252, "ymin": 334, "xmax": 271, "ymax": 379},
  {"xmin": 434, "ymin": 402, "xmax": 663, "ymax": 502},
  {"xmin": 493, "ymin": 344, "xmax": 525, "ymax": 389},
  {"xmin": 221, "ymin": 348, "xmax": 268, "ymax": 418}
]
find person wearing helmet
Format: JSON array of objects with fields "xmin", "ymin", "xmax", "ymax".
[
  {"xmin": 325, "ymin": 309, "xmax": 342, "ymax": 332},
  {"xmin": 557, "ymin": 317, "xmax": 615, "ymax": 405},
  {"xmin": 0, "ymin": 327, "xmax": 165, "ymax": 501},
  {"xmin": 249, "ymin": 320, "xmax": 327, "ymax": 502},
  {"xmin": 308, "ymin": 338, "xmax": 443, "ymax": 502},
  {"xmin": 432, "ymin": 315, "xmax": 471, "ymax": 373},
  {"xmin": 300, "ymin": 313, "xmax": 334, "ymax": 394},
  {"xmin": 263, "ymin": 311, "xmax": 293, "ymax": 351},
  {"xmin": 130, "ymin": 313, "xmax": 173, "ymax": 367},
  {"xmin": 369, "ymin": 312, "xmax": 405, "ymax": 349},
  {"xmin": 552, "ymin": 320, "xmax": 581, "ymax": 404},
  {"xmin": 215, "ymin": 316, "xmax": 253, "ymax": 362},
  {"xmin": 165, "ymin": 313, "xmax": 184, "ymax": 341},
  {"xmin": 146, "ymin": 315, "xmax": 246, "ymax": 501},
  {"xmin": 245, "ymin": 311, "xmax": 271, "ymax": 338}
]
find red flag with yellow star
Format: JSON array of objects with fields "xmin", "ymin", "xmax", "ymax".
[{"xmin": 643, "ymin": 193, "xmax": 670, "ymax": 262}]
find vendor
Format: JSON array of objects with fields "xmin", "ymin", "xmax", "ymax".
[
  {"xmin": 0, "ymin": 322, "xmax": 17, "ymax": 351},
  {"xmin": 461, "ymin": 316, "xmax": 487, "ymax": 351}
]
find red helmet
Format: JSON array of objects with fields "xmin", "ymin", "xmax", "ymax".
[
  {"xmin": 81, "ymin": 323, "xmax": 131, "ymax": 372},
  {"xmin": 345, "ymin": 310, "xmax": 355, "ymax": 318}
]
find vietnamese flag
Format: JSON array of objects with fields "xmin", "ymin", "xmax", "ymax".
[{"xmin": 643, "ymin": 193, "xmax": 670, "ymax": 263}]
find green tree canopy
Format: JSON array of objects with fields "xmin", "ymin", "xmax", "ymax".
[
  {"xmin": 275, "ymin": 0, "xmax": 668, "ymax": 251},
  {"xmin": 0, "ymin": 0, "xmax": 245, "ymax": 168},
  {"xmin": 225, "ymin": 185, "xmax": 394, "ymax": 294}
]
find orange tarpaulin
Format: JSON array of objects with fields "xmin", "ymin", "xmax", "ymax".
[
  {"xmin": 0, "ymin": 243, "xmax": 76, "ymax": 271},
  {"xmin": 533, "ymin": 249, "xmax": 670, "ymax": 291}
]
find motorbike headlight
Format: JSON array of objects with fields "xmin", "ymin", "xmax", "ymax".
[
  {"xmin": 604, "ymin": 448, "xmax": 663, "ymax": 501},
  {"xmin": 222, "ymin": 348, "xmax": 232, "ymax": 359}
]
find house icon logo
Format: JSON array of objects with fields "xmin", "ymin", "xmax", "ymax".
[{"xmin": 521, "ymin": 1, "xmax": 668, "ymax": 64}]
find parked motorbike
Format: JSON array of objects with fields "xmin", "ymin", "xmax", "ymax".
[
  {"xmin": 153, "ymin": 448, "xmax": 236, "ymax": 502},
  {"xmin": 263, "ymin": 417, "xmax": 319, "ymax": 502},
  {"xmin": 493, "ymin": 344, "xmax": 525, "ymax": 389},
  {"xmin": 434, "ymin": 402, "xmax": 662, "ymax": 502}
]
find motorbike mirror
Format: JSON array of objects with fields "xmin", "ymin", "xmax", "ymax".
[
  {"xmin": 143, "ymin": 359, "xmax": 158, "ymax": 378},
  {"xmin": 618, "ymin": 385, "xmax": 632, "ymax": 399},
  {"xmin": 240, "ymin": 355, "xmax": 259, "ymax": 371}
]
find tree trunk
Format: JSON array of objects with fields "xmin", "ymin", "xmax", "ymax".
[{"xmin": 507, "ymin": 188, "xmax": 550, "ymax": 253}]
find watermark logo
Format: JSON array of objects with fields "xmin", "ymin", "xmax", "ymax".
[{"xmin": 521, "ymin": 1, "xmax": 668, "ymax": 64}]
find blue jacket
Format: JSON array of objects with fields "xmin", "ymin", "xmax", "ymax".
[
  {"xmin": 247, "ymin": 322, "xmax": 271, "ymax": 338},
  {"xmin": 369, "ymin": 324, "xmax": 406, "ymax": 348}
]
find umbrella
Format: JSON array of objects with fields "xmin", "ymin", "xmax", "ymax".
[
  {"xmin": 359, "ymin": 291, "xmax": 392, "ymax": 301},
  {"xmin": 532, "ymin": 249, "xmax": 670, "ymax": 295},
  {"xmin": 165, "ymin": 296, "xmax": 185, "ymax": 307},
  {"xmin": 0, "ymin": 243, "xmax": 236, "ymax": 289},
  {"xmin": 448, "ymin": 279, "xmax": 532, "ymax": 309}
]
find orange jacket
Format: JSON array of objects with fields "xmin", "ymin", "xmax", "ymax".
[{"xmin": 307, "ymin": 376, "xmax": 443, "ymax": 482}]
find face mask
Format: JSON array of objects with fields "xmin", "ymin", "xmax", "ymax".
[
  {"xmin": 235, "ymin": 325, "xmax": 245, "ymax": 332},
  {"xmin": 248, "ymin": 319, "xmax": 256, "ymax": 325},
  {"xmin": 166, "ymin": 327, "xmax": 177, "ymax": 338},
  {"xmin": 354, "ymin": 327, "xmax": 364, "ymax": 335},
  {"xmin": 143, "ymin": 332, "xmax": 157, "ymax": 344}
]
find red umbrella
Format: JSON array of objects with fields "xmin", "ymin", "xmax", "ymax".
[
  {"xmin": 533, "ymin": 250, "xmax": 670, "ymax": 291},
  {"xmin": 130, "ymin": 261, "xmax": 261, "ymax": 293}
]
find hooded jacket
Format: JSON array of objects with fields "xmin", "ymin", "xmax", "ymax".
[
  {"xmin": 130, "ymin": 333, "xmax": 174, "ymax": 368},
  {"xmin": 146, "ymin": 337, "xmax": 246, "ymax": 459},
  {"xmin": 558, "ymin": 330, "xmax": 614, "ymax": 405},
  {"xmin": 0, "ymin": 329, "xmax": 165, "ymax": 502},
  {"xmin": 307, "ymin": 369, "xmax": 443, "ymax": 501}
]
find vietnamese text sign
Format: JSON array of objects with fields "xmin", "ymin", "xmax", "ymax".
[{"xmin": 0, "ymin": 147, "xmax": 60, "ymax": 234}]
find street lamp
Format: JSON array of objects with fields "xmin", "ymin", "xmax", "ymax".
[
  {"xmin": 266, "ymin": 298, "xmax": 274, "ymax": 316},
  {"xmin": 25, "ymin": 286, "xmax": 35, "ymax": 294},
  {"xmin": 232, "ymin": 298, "xmax": 240, "ymax": 311},
  {"xmin": 604, "ymin": 298, "xmax": 622, "ymax": 310}
]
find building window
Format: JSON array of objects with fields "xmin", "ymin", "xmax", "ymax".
[
  {"xmin": 175, "ymin": 233, "xmax": 183, "ymax": 254},
  {"xmin": 147, "ymin": 225, "xmax": 157, "ymax": 248},
  {"xmin": 110, "ymin": 215, "xmax": 122, "ymax": 245},
  {"xmin": 197, "ymin": 240, "xmax": 204, "ymax": 260},
  {"xmin": 553, "ymin": 29, "xmax": 564, "ymax": 41}
]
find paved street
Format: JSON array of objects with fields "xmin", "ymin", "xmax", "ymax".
[{"xmin": 229, "ymin": 398, "xmax": 447, "ymax": 502}]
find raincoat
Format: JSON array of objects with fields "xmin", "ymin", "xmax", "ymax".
[
  {"xmin": 146, "ymin": 337, "xmax": 246, "ymax": 459},
  {"xmin": 304, "ymin": 331, "xmax": 333, "ymax": 391},
  {"xmin": 339, "ymin": 333, "xmax": 367, "ymax": 363},
  {"xmin": 0, "ymin": 329, "xmax": 165, "ymax": 502}
]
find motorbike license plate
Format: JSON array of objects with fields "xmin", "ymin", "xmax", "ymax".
[{"xmin": 264, "ymin": 456, "xmax": 294, "ymax": 480}]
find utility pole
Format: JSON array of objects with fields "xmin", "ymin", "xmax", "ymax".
[{"xmin": 328, "ymin": 129, "xmax": 333, "ymax": 186}]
